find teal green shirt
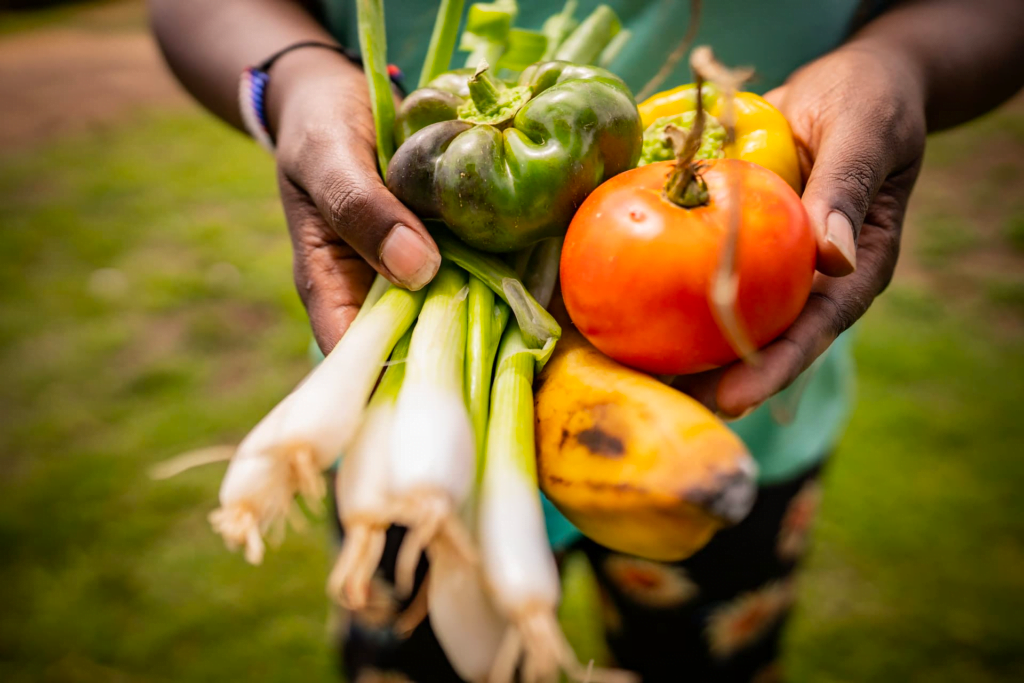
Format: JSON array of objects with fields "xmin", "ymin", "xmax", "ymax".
[{"xmin": 321, "ymin": 0, "xmax": 860, "ymax": 548}]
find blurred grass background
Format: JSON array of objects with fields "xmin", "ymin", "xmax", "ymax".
[{"xmin": 1, "ymin": 2, "xmax": 1022, "ymax": 682}]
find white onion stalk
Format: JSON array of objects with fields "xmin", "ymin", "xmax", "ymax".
[
  {"xmin": 423, "ymin": 280, "xmax": 510, "ymax": 680},
  {"xmin": 327, "ymin": 328, "xmax": 412, "ymax": 609},
  {"xmin": 479, "ymin": 321, "xmax": 637, "ymax": 683},
  {"xmin": 428, "ymin": 532, "xmax": 508, "ymax": 683},
  {"xmin": 210, "ymin": 285, "xmax": 425, "ymax": 564},
  {"xmin": 388, "ymin": 264, "xmax": 476, "ymax": 596}
]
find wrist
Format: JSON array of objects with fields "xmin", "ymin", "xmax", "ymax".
[{"xmin": 265, "ymin": 47, "xmax": 367, "ymax": 143}]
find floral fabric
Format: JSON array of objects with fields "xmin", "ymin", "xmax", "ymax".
[{"xmin": 330, "ymin": 462, "xmax": 825, "ymax": 682}]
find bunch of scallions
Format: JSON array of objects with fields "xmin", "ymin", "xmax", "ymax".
[{"xmin": 202, "ymin": 1, "xmax": 640, "ymax": 681}]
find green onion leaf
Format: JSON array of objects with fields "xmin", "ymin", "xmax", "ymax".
[
  {"xmin": 459, "ymin": 0, "xmax": 518, "ymax": 68},
  {"xmin": 465, "ymin": 277, "xmax": 511, "ymax": 472},
  {"xmin": 553, "ymin": 4, "xmax": 621, "ymax": 66},
  {"xmin": 429, "ymin": 224, "xmax": 560, "ymax": 355},
  {"xmin": 372, "ymin": 326, "xmax": 413, "ymax": 406},
  {"xmin": 497, "ymin": 29, "xmax": 549, "ymax": 72},
  {"xmin": 419, "ymin": 0, "xmax": 467, "ymax": 88},
  {"xmin": 540, "ymin": 0, "xmax": 579, "ymax": 60},
  {"xmin": 356, "ymin": 0, "xmax": 397, "ymax": 171}
]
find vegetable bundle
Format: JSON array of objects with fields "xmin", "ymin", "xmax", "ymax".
[
  {"xmin": 190, "ymin": 1, "xmax": 819, "ymax": 681},
  {"xmin": 203, "ymin": 1, "xmax": 641, "ymax": 680}
]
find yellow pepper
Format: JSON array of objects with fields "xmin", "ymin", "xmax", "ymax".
[{"xmin": 638, "ymin": 84, "xmax": 803, "ymax": 193}]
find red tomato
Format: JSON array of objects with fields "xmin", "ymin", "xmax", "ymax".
[{"xmin": 560, "ymin": 158, "xmax": 815, "ymax": 375}]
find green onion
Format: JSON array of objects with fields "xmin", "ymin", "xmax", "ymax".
[
  {"xmin": 553, "ymin": 4, "xmax": 621, "ymax": 65},
  {"xmin": 388, "ymin": 265, "xmax": 476, "ymax": 596},
  {"xmin": 419, "ymin": 0, "xmax": 466, "ymax": 87},
  {"xmin": 327, "ymin": 328, "xmax": 412, "ymax": 608},
  {"xmin": 465, "ymin": 276, "xmax": 511, "ymax": 470},
  {"xmin": 479, "ymin": 320, "xmax": 636, "ymax": 683},
  {"xmin": 459, "ymin": 0, "xmax": 518, "ymax": 68},
  {"xmin": 350, "ymin": 273, "xmax": 392, "ymax": 326},
  {"xmin": 356, "ymin": 0, "xmax": 396, "ymax": 171},
  {"xmin": 497, "ymin": 28, "xmax": 549, "ymax": 72},
  {"xmin": 429, "ymin": 224, "xmax": 560, "ymax": 354},
  {"xmin": 211, "ymin": 285, "xmax": 424, "ymax": 564},
  {"xmin": 477, "ymin": 321, "xmax": 562, "ymax": 680},
  {"xmin": 522, "ymin": 237, "xmax": 563, "ymax": 308},
  {"xmin": 598, "ymin": 28, "xmax": 632, "ymax": 69},
  {"xmin": 541, "ymin": 0, "xmax": 579, "ymax": 60},
  {"xmin": 427, "ymin": 521, "xmax": 508, "ymax": 681}
]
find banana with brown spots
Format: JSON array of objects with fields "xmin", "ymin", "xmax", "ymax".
[{"xmin": 535, "ymin": 324, "xmax": 758, "ymax": 561}]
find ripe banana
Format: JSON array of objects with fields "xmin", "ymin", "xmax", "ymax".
[{"xmin": 535, "ymin": 325, "xmax": 758, "ymax": 561}]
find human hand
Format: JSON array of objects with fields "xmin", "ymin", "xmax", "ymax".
[
  {"xmin": 267, "ymin": 49, "xmax": 441, "ymax": 353},
  {"xmin": 673, "ymin": 43, "xmax": 927, "ymax": 417}
]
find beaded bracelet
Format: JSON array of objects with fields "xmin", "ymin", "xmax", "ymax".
[{"xmin": 239, "ymin": 40, "xmax": 404, "ymax": 153}]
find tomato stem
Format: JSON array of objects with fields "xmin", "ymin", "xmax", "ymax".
[{"xmin": 688, "ymin": 46, "xmax": 761, "ymax": 364}]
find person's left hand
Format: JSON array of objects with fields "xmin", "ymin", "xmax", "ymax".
[{"xmin": 673, "ymin": 43, "xmax": 927, "ymax": 417}]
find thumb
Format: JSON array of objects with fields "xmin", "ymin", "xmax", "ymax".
[
  {"xmin": 799, "ymin": 115, "xmax": 896, "ymax": 277},
  {"xmin": 293, "ymin": 146, "xmax": 441, "ymax": 291}
]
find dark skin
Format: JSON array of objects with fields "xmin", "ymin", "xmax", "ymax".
[{"xmin": 149, "ymin": 0, "xmax": 1024, "ymax": 413}]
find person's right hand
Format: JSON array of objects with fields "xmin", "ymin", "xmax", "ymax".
[{"xmin": 267, "ymin": 49, "xmax": 441, "ymax": 353}]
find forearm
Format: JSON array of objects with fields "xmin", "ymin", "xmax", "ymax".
[
  {"xmin": 147, "ymin": 0, "xmax": 356, "ymax": 131},
  {"xmin": 848, "ymin": 0, "xmax": 1024, "ymax": 131}
]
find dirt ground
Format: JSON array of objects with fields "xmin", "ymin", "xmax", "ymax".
[{"xmin": 0, "ymin": 1, "xmax": 188, "ymax": 151}]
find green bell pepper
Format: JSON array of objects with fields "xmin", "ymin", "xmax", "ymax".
[{"xmin": 387, "ymin": 60, "xmax": 642, "ymax": 253}]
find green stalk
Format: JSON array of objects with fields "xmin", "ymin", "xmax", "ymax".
[
  {"xmin": 371, "ymin": 326, "xmax": 413, "ymax": 407},
  {"xmin": 429, "ymin": 225, "xmax": 560, "ymax": 353},
  {"xmin": 488, "ymin": 320, "xmax": 537, "ymax": 480},
  {"xmin": 541, "ymin": 0, "xmax": 579, "ymax": 60},
  {"xmin": 419, "ymin": 0, "xmax": 467, "ymax": 88},
  {"xmin": 460, "ymin": 0, "xmax": 518, "ymax": 69},
  {"xmin": 512, "ymin": 243, "xmax": 537, "ymax": 278},
  {"xmin": 465, "ymin": 277, "xmax": 511, "ymax": 467},
  {"xmin": 496, "ymin": 28, "xmax": 549, "ymax": 72},
  {"xmin": 465, "ymin": 38, "xmax": 506, "ymax": 70},
  {"xmin": 598, "ymin": 28, "xmax": 632, "ymax": 68},
  {"xmin": 405, "ymin": 264, "xmax": 468, "ymax": 392},
  {"xmin": 351, "ymin": 274, "xmax": 392, "ymax": 326},
  {"xmin": 522, "ymin": 237, "xmax": 563, "ymax": 308},
  {"xmin": 553, "ymin": 4, "xmax": 620, "ymax": 65},
  {"xmin": 356, "ymin": 0, "xmax": 396, "ymax": 172}
]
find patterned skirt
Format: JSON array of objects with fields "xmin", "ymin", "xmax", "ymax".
[{"xmin": 332, "ymin": 461, "xmax": 825, "ymax": 683}]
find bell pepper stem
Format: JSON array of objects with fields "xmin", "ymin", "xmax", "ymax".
[
  {"xmin": 419, "ymin": 0, "xmax": 466, "ymax": 88},
  {"xmin": 467, "ymin": 62, "xmax": 504, "ymax": 115},
  {"xmin": 662, "ymin": 77, "xmax": 710, "ymax": 208}
]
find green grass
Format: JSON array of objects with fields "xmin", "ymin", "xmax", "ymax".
[
  {"xmin": 1, "ymin": 57, "xmax": 1023, "ymax": 683},
  {"xmin": 0, "ymin": 113, "xmax": 338, "ymax": 683}
]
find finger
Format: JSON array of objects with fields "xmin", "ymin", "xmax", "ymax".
[
  {"xmin": 713, "ymin": 217, "xmax": 900, "ymax": 416},
  {"xmin": 670, "ymin": 367, "xmax": 726, "ymax": 414},
  {"xmin": 761, "ymin": 86, "xmax": 785, "ymax": 109},
  {"xmin": 285, "ymin": 128, "xmax": 440, "ymax": 291},
  {"xmin": 280, "ymin": 173, "xmax": 375, "ymax": 353},
  {"xmin": 799, "ymin": 106, "xmax": 910, "ymax": 278}
]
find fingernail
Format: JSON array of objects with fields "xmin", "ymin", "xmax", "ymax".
[
  {"xmin": 380, "ymin": 224, "xmax": 440, "ymax": 290},
  {"xmin": 716, "ymin": 403, "xmax": 762, "ymax": 423},
  {"xmin": 826, "ymin": 211, "xmax": 857, "ymax": 272}
]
